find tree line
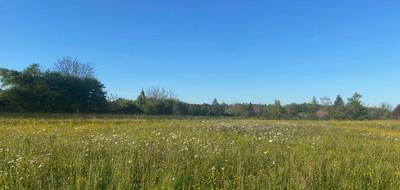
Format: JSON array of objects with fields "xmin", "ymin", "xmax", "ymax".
[{"xmin": 1, "ymin": 57, "xmax": 400, "ymax": 120}]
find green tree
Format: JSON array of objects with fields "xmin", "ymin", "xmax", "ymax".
[
  {"xmin": 334, "ymin": 95, "xmax": 345, "ymax": 107},
  {"xmin": 210, "ymin": 99, "xmax": 224, "ymax": 116},
  {"xmin": 136, "ymin": 89, "xmax": 146, "ymax": 109},
  {"xmin": 307, "ymin": 96, "xmax": 320, "ymax": 118},
  {"xmin": 172, "ymin": 101, "xmax": 188, "ymax": 115},
  {"xmin": 0, "ymin": 64, "xmax": 107, "ymax": 113},
  {"xmin": 331, "ymin": 95, "xmax": 346, "ymax": 119},
  {"xmin": 247, "ymin": 103, "xmax": 256, "ymax": 117},
  {"xmin": 393, "ymin": 105, "xmax": 400, "ymax": 119},
  {"xmin": 268, "ymin": 100, "xmax": 283, "ymax": 119},
  {"xmin": 108, "ymin": 98, "xmax": 142, "ymax": 114},
  {"xmin": 53, "ymin": 56, "xmax": 95, "ymax": 79},
  {"xmin": 346, "ymin": 93, "xmax": 367, "ymax": 120}
]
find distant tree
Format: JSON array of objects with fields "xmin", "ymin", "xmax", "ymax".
[
  {"xmin": 331, "ymin": 95, "xmax": 346, "ymax": 119},
  {"xmin": 0, "ymin": 90, "xmax": 4, "ymax": 111},
  {"xmin": 318, "ymin": 97, "xmax": 332, "ymax": 119},
  {"xmin": 334, "ymin": 95, "xmax": 345, "ymax": 107},
  {"xmin": 0, "ymin": 64, "xmax": 107, "ymax": 113},
  {"xmin": 380, "ymin": 103, "xmax": 393, "ymax": 119},
  {"xmin": 251, "ymin": 104, "xmax": 266, "ymax": 116},
  {"xmin": 285, "ymin": 103, "xmax": 301, "ymax": 119},
  {"xmin": 247, "ymin": 103, "xmax": 256, "ymax": 117},
  {"xmin": 0, "ymin": 64, "xmax": 46, "ymax": 111},
  {"xmin": 367, "ymin": 105, "xmax": 392, "ymax": 120},
  {"xmin": 224, "ymin": 103, "xmax": 254, "ymax": 117},
  {"xmin": 393, "ymin": 105, "xmax": 400, "ymax": 119},
  {"xmin": 268, "ymin": 100, "xmax": 283, "ymax": 119},
  {"xmin": 381, "ymin": 103, "xmax": 393, "ymax": 112},
  {"xmin": 53, "ymin": 56, "xmax": 95, "ymax": 79},
  {"xmin": 293, "ymin": 103, "xmax": 308, "ymax": 119},
  {"xmin": 187, "ymin": 104, "xmax": 211, "ymax": 116},
  {"xmin": 305, "ymin": 96, "xmax": 320, "ymax": 119},
  {"xmin": 136, "ymin": 89, "xmax": 146, "ymax": 109},
  {"xmin": 146, "ymin": 87, "xmax": 177, "ymax": 101},
  {"xmin": 210, "ymin": 99, "xmax": 225, "ymax": 116},
  {"xmin": 0, "ymin": 63, "xmax": 397, "ymax": 119},
  {"xmin": 320, "ymin": 97, "xmax": 332, "ymax": 106},
  {"xmin": 316, "ymin": 109, "xmax": 329, "ymax": 119},
  {"xmin": 311, "ymin": 96, "xmax": 319, "ymax": 105},
  {"xmin": 138, "ymin": 87, "xmax": 179, "ymax": 115},
  {"xmin": 172, "ymin": 101, "xmax": 188, "ymax": 115},
  {"xmin": 226, "ymin": 104, "xmax": 243, "ymax": 116},
  {"xmin": 108, "ymin": 98, "xmax": 142, "ymax": 114},
  {"xmin": 143, "ymin": 99, "xmax": 176, "ymax": 115},
  {"xmin": 346, "ymin": 93, "xmax": 367, "ymax": 120}
]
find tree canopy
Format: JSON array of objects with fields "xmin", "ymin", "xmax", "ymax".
[
  {"xmin": 0, "ymin": 63, "xmax": 106, "ymax": 113},
  {"xmin": 0, "ymin": 60, "xmax": 398, "ymax": 120}
]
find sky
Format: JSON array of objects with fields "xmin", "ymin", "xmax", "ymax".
[{"xmin": 1, "ymin": 0, "xmax": 399, "ymax": 106}]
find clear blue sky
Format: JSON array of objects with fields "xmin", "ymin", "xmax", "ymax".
[{"xmin": 1, "ymin": 0, "xmax": 399, "ymax": 106}]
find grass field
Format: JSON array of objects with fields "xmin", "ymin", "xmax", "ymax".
[{"xmin": 1, "ymin": 116, "xmax": 400, "ymax": 189}]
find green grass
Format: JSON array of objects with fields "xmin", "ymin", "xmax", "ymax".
[{"xmin": 1, "ymin": 117, "xmax": 400, "ymax": 189}]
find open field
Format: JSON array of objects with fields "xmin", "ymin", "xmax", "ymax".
[{"xmin": 1, "ymin": 117, "xmax": 400, "ymax": 189}]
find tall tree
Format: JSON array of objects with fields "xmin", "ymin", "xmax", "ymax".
[
  {"xmin": 247, "ymin": 103, "xmax": 256, "ymax": 117},
  {"xmin": 53, "ymin": 56, "xmax": 95, "ymax": 79},
  {"xmin": 346, "ymin": 93, "xmax": 367, "ymax": 119},
  {"xmin": 285, "ymin": 103, "xmax": 301, "ymax": 118},
  {"xmin": 320, "ymin": 97, "xmax": 332, "ymax": 106},
  {"xmin": 0, "ymin": 64, "xmax": 107, "ymax": 113},
  {"xmin": 307, "ymin": 96, "xmax": 320, "ymax": 117},
  {"xmin": 393, "ymin": 105, "xmax": 400, "ymax": 119},
  {"xmin": 172, "ymin": 101, "xmax": 188, "ymax": 115},
  {"xmin": 334, "ymin": 95, "xmax": 345, "ymax": 107},
  {"xmin": 146, "ymin": 87, "xmax": 177, "ymax": 101},
  {"xmin": 210, "ymin": 98, "xmax": 224, "ymax": 116},
  {"xmin": 136, "ymin": 89, "xmax": 146, "ymax": 109},
  {"xmin": 269, "ymin": 100, "xmax": 283, "ymax": 119},
  {"xmin": 331, "ymin": 95, "xmax": 346, "ymax": 119},
  {"xmin": 108, "ymin": 98, "xmax": 142, "ymax": 114}
]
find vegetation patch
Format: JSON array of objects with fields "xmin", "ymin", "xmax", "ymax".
[{"xmin": 1, "ymin": 117, "xmax": 400, "ymax": 189}]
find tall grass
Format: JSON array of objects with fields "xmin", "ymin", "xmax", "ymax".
[{"xmin": 1, "ymin": 117, "xmax": 400, "ymax": 189}]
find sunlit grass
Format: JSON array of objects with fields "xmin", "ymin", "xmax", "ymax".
[{"xmin": 1, "ymin": 117, "xmax": 400, "ymax": 189}]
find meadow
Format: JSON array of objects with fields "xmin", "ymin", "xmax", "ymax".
[{"xmin": 1, "ymin": 116, "xmax": 400, "ymax": 189}]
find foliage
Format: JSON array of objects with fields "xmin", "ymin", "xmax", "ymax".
[
  {"xmin": 136, "ymin": 89, "xmax": 146, "ymax": 109},
  {"xmin": 107, "ymin": 98, "xmax": 143, "ymax": 114},
  {"xmin": 346, "ymin": 93, "xmax": 368, "ymax": 120},
  {"xmin": 0, "ymin": 64, "xmax": 107, "ymax": 113},
  {"xmin": 0, "ymin": 63, "xmax": 398, "ymax": 120},
  {"xmin": 53, "ymin": 56, "xmax": 95, "ymax": 79},
  {"xmin": 210, "ymin": 99, "xmax": 225, "ymax": 116},
  {"xmin": 393, "ymin": 105, "xmax": 400, "ymax": 119},
  {"xmin": 331, "ymin": 95, "xmax": 346, "ymax": 119}
]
